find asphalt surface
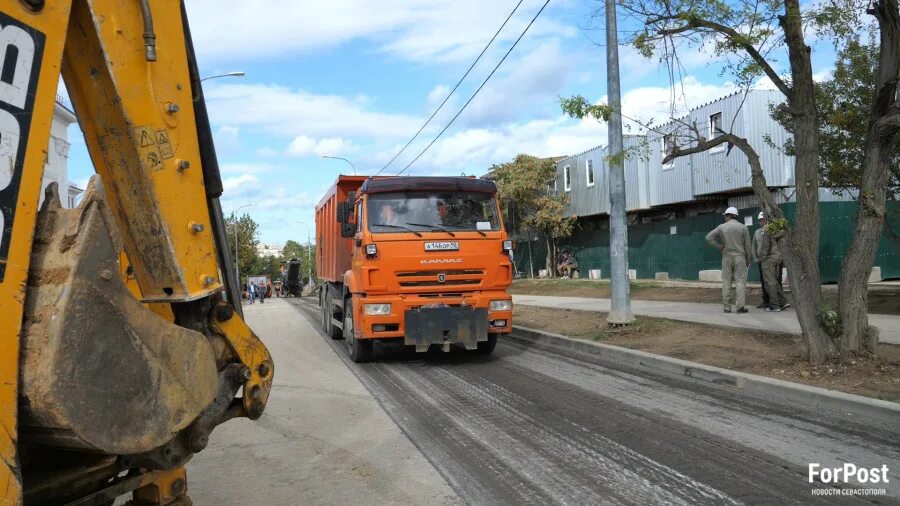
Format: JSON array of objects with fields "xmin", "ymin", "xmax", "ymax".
[{"xmin": 286, "ymin": 296, "xmax": 900, "ymax": 505}]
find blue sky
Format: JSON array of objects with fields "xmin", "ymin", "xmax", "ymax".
[{"xmin": 64, "ymin": 0, "xmax": 840, "ymax": 246}]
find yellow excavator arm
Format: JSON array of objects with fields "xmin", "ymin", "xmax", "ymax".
[{"xmin": 0, "ymin": 0, "xmax": 273, "ymax": 503}]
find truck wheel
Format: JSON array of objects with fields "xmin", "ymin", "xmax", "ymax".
[
  {"xmin": 477, "ymin": 334, "xmax": 498, "ymax": 354},
  {"xmin": 345, "ymin": 299, "xmax": 373, "ymax": 363}
]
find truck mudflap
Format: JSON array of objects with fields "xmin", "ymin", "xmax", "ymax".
[{"xmin": 404, "ymin": 305, "xmax": 488, "ymax": 352}]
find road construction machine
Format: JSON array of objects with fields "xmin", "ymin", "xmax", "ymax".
[
  {"xmin": 0, "ymin": 0, "xmax": 273, "ymax": 503},
  {"xmin": 316, "ymin": 175, "xmax": 513, "ymax": 363}
]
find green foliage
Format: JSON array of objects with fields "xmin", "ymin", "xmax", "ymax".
[
  {"xmin": 249, "ymin": 254, "xmax": 281, "ymax": 280},
  {"xmin": 492, "ymin": 154, "xmax": 575, "ymax": 241},
  {"xmin": 282, "ymin": 240, "xmax": 305, "ymax": 260},
  {"xmin": 817, "ymin": 307, "xmax": 843, "ymax": 339},
  {"xmin": 225, "ymin": 212, "xmax": 259, "ymax": 281},
  {"xmin": 559, "ymin": 95, "xmax": 614, "ymax": 122},
  {"xmin": 773, "ymin": 35, "xmax": 900, "ymax": 194},
  {"xmin": 764, "ymin": 217, "xmax": 788, "ymax": 235}
]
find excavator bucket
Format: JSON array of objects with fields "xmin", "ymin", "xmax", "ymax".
[{"xmin": 18, "ymin": 179, "xmax": 218, "ymax": 454}]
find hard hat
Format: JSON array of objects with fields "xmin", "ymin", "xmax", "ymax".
[
  {"xmin": 723, "ymin": 206, "xmax": 739, "ymax": 216},
  {"xmin": 758, "ymin": 211, "xmax": 765, "ymax": 219}
]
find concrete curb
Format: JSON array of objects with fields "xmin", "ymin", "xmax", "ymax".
[{"xmin": 511, "ymin": 325, "xmax": 900, "ymax": 426}]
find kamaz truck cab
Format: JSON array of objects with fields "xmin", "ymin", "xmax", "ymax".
[{"xmin": 316, "ymin": 176, "xmax": 513, "ymax": 362}]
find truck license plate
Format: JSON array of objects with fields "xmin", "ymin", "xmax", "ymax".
[{"xmin": 424, "ymin": 241, "xmax": 459, "ymax": 251}]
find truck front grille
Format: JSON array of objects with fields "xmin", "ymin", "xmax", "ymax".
[{"xmin": 396, "ymin": 269, "xmax": 484, "ymax": 288}]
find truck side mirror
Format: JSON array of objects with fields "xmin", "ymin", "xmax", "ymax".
[
  {"xmin": 340, "ymin": 223, "xmax": 356, "ymax": 238},
  {"xmin": 336, "ymin": 202, "xmax": 351, "ymax": 223}
]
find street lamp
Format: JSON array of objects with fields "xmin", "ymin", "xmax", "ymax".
[
  {"xmin": 200, "ymin": 71, "xmax": 246, "ymax": 82},
  {"xmin": 322, "ymin": 155, "xmax": 357, "ymax": 175},
  {"xmin": 230, "ymin": 203, "xmax": 257, "ymax": 294}
]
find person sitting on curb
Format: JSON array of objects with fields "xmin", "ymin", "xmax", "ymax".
[
  {"xmin": 705, "ymin": 207, "xmax": 753, "ymax": 314},
  {"xmin": 756, "ymin": 212, "xmax": 790, "ymax": 312}
]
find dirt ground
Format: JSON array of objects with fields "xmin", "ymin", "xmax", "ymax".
[
  {"xmin": 513, "ymin": 306, "xmax": 900, "ymax": 402},
  {"xmin": 510, "ymin": 279, "xmax": 900, "ymax": 316}
]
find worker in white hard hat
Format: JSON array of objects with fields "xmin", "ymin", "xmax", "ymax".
[
  {"xmin": 754, "ymin": 211, "xmax": 789, "ymax": 312},
  {"xmin": 706, "ymin": 207, "xmax": 753, "ymax": 313}
]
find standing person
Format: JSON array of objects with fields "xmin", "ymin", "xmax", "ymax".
[
  {"xmin": 752, "ymin": 212, "xmax": 770, "ymax": 309},
  {"xmin": 258, "ymin": 282, "xmax": 266, "ymax": 304},
  {"xmin": 756, "ymin": 213, "xmax": 789, "ymax": 312},
  {"xmin": 706, "ymin": 207, "xmax": 753, "ymax": 314},
  {"xmin": 248, "ymin": 282, "xmax": 256, "ymax": 304}
]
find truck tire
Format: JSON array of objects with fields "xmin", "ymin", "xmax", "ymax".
[
  {"xmin": 477, "ymin": 334, "xmax": 498, "ymax": 354},
  {"xmin": 345, "ymin": 299, "xmax": 373, "ymax": 363}
]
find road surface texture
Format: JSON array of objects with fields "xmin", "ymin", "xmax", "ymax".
[
  {"xmin": 185, "ymin": 297, "xmax": 460, "ymax": 505},
  {"xmin": 283, "ymin": 296, "xmax": 899, "ymax": 505},
  {"xmin": 514, "ymin": 294, "xmax": 900, "ymax": 345}
]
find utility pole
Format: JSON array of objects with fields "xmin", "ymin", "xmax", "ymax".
[{"xmin": 605, "ymin": 0, "xmax": 634, "ymax": 324}]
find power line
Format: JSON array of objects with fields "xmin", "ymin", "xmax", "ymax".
[
  {"xmin": 375, "ymin": 0, "xmax": 526, "ymax": 177},
  {"xmin": 397, "ymin": 0, "xmax": 551, "ymax": 176}
]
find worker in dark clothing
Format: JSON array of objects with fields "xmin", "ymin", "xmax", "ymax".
[
  {"xmin": 752, "ymin": 212, "xmax": 771, "ymax": 308},
  {"xmin": 755, "ymin": 213, "xmax": 789, "ymax": 312}
]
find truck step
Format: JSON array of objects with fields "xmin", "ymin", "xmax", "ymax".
[
  {"xmin": 333, "ymin": 298, "xmax": 344, "ymax": 309},
  {"xmin": 331, "ymin": 318, "xmax": 344, "ymax": 330}
]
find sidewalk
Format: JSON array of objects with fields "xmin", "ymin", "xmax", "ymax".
[{"xmin": 513, "ymin": 295, "xmax": 900, "ymax": 345}]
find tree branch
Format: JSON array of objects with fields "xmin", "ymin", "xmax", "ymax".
[
  {"xmin": 652, "ymin": 16, "xmax": 793, "ymax": 97},
  {"xmin": 662, "ymin": 134, "xmax": 730, "ymax": 164}
]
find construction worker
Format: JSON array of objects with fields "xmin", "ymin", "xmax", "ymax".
[
  {"xmin": 755, "ymin": 212, "xmax": 789, "ymax": 312},
  {"xmin": 706, "ymin": 207, "xmax": 753, "ymax": 313},
  {"xmin": 752, "ymin": 212, "xmax": 770, "ymax": 308}
]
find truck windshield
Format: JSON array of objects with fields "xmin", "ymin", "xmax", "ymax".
[{"xmin": 367, "ymin": 192, "xmax": 500, "ymax": 234}]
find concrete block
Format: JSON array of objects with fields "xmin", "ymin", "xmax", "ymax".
[
  {"xmin": 654, "ymin": 272, "xmax": 669, "ymax": 281},
  {"xmin": 869, "ymin": 266, "xmax": 882, "ymax": 283},
  {"xmin": 589, "ymin": 269, "xmax": 602, "ymax": 280},
  {"xmin": 538, "ymin": 269, "xmax": 549, "ymax": 278},
  {"xmin": 699, "ymin": 270, "xmax": 723, "ymax": 282},
  {"xmin": 627, "ymin": 269, "xmax": 637, "ymax": 280}
]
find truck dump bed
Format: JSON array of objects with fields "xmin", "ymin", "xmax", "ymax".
[{"xmin": 315, "ymin": 175, "xmax": 367, "ymax": 282}]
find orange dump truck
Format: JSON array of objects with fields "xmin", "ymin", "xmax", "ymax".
[{"xmin": 315, "ymin": 175, "xmax": 513, "ymax": 362}]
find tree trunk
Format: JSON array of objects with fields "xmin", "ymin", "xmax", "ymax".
[
  {"xmin": 739, "ymin": 134, "xmax": 837, "ymax": 364},
  {"xmin": 836, "ymin": 0, "xmax": 900, "ymax": 355},
  {"xmin": 545, "ymin": 236, "xmax": 555, "ymax": 277},
  {"xmin": 779, "ymin": 0, "xmax": 836, "ymax": 364}
]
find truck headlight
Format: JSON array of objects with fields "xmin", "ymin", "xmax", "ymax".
[
  {"xmin": 365, "ymin": 244, "xmax": 377, "ymax": 256},
  {"xmin": 502, "ymin": 240, "xmax": 513, "ymax": 252},
  {"xmin": 490, "ymin": 300, "xmax": 512, "ymax": 311},
  {"xmin": 364, "ymin": 303, "xmax": 391, "ymax": 315}
]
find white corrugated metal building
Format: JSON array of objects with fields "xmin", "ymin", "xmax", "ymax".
[{"xmin": 552, "ymin": 90, "xmax": 845, "ymax": 220}]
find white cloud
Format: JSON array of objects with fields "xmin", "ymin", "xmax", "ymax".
[
  {"xmin": 185, "ymin": 0, "xmax": 577, "ymax": 64},
  {"xmin": 205, "ymin": 84, "xmax": 421, "ymax": 139},
  {"xmin": 256, "ymin": 147, "xmax": 279, "ymax": 157},
  {"xmin": 426, "ymin": 84, "xmax": 451, "ymax": 108},
  {"xmin": 380, "ymin": 75, "xmax": 739, "ymax": 174},
  {"xmin": 220, "ymin": 162, "xmax": 281, "ymax": 175},
  {"xmin": 222, "ymin": 174, "xmax": 261, "ymax": 197},
  {"xmin": 285, "ymin": 136, "xmax": 352, "ymax": 157}
]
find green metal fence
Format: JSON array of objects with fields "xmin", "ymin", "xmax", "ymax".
[{"xmin": 514, "ymin": 202, "xmax": 900, "ymax": 283}]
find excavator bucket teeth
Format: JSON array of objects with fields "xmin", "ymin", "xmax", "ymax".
[{"xmin": 19, "ymin": 179, "xmax": 218, "ymax": 454}]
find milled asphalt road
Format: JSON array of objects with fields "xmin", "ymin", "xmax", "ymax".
[
  {"xmin": 513, "ymin": 294, "xmax": 900, "ymax": 345},
  {"xmin": 281, "ymin": 297, "xmax": 899, "ymax": 505}
]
